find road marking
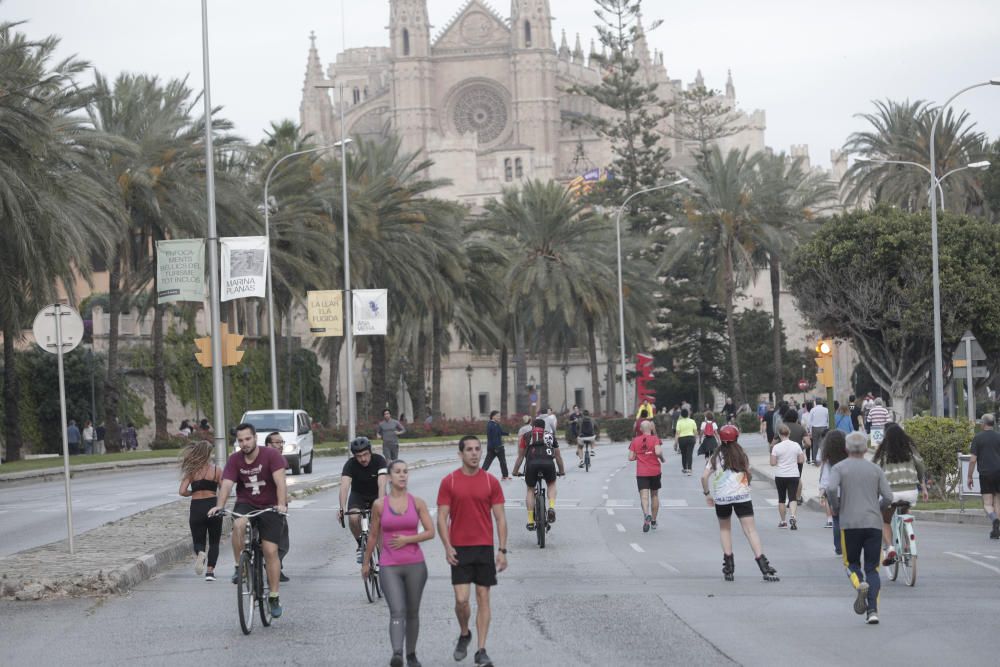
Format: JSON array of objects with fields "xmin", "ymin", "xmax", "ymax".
[
  {"xmin": 602, "ymin": 494, "xmax": 609, "ymax": 499},
  {"xmin": 605, "ymin": 499, "xmax": 633, "ymax": 507},
  {"xmin": 764, "ymin": 499, "xmax": 779, "ymax": 506},
  {"xmin": 946, "ymin": 551, "xmax": 1000, "ymax": 575},
  {"xmin": 661, "ymin": 499, "xmax": 688, "ymax": 508},
  {"xmin": 659, "ymin": 561, "xmax": 680, "ymax": 573},
  {"xmin": 615, "ymin": 523, "xmax": 626, "ymax": 532},
  {"xmin": 630, "ymin": 543, "xmax": 645, "ymax": 553},
  {"xmin": 288, "ymin": 499, "xmax": 316, "ymax": 509},
  {"xmin": 602, "ymin": 486, "xmax": 609, "ymax": 490},
  {"xmin": 606, "ymin": 508, "xmax": 615, "ymax": 515},
  {"xmin": 982, "ymin": 554, "xmax": 999, "ymax": 561}
]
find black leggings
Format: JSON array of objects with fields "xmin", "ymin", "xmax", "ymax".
[
  {"xmin": 482, "ymin": 446, "xmax": 509, "ymax": 478},
  {"xmin": 774, "ymin": 477, "xmax": 800, "ymax": 505},
  {"xmin": 678, "ymin": 436, "xmax": 696, "ymax": 471},
  {"xmin": 189, "ymin": 497, "xmax": 223, "ymax": 568}
]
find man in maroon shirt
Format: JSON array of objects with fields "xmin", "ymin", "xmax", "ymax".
[
  {"xmin": 210, "ymin": 422, "xmax": 288, "ymax": 617},
  {"xmin": 437, "ymin": 436, "xmax": 508, "ymax": 667}
]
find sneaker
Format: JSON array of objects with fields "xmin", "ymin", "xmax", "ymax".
[
  {"xmin": 643, "ymin": 515, "xmax": 651, "ymax": 533},
  {"xmin": 391, "ymin": 652, "xmax": 404, "ymax": 667},
  {"xmin": 194, "ymin": 551, "xmax": 207, "ymax": 576},
  {"xmin": 825, "ymin": 519, "xmax": 834, "ymax": 529},
  {"xmin": 474, "ymin": 649, "xmax": 493, "ymax": 666},
  {"xmin": 650, "ymin": 520, "xmax": 658, "ymax": 530},
  {"xmin": 453, "ymin": 632, "xmax": 472, "ymax": 661},
  {"xmin": 685, "ymin": 470, "xmax": 692, "ymax": 477},
  {"xmin": 991, "ymin": 518, "xmax": 1000, "ymax": 540},
  {"xmin": 547, "ymin": 508, "xmax": 556, "ymax": 524},
  {"xmin": 268, "ymin": 594, "xmax": 282, "ymax": 618},
  {"xmin": 406, "ymin": 654, "xmax": 422, "ymax": 667},
  {"xmin": 205, "ymin": 571, "xmax": 216, "ymax": 582},
  {"xmin": 280, "ymin": 571, "xmax": 290, "ymax": 583},
  {"xmin": 578, "ymin": 461, "xmax": 585, "ymax": 468},
  {"xmin": 789, "ymin": 517, "xmax": 798, "ymax": 531},
  {"xmin": 231, "ymin": 568, "xmax": 240, "ymax": 585},
  {"xmin": 881, "ymin": 548, "xmax": 897, "ymax": 567},
  {"xmin": 853, "ymin": 581, "xmax": 870, "ymax": 615},
  {"xmin": 778, "ymin": 521, "xmax": 788, "ymax": 528},
  {"xmin": 502, "ymin": 477, "xmax": 511, "ymax": 481},
  {"xmin": 356, "ymin": 545, "xmax": 364, "ymax": 564},
  {"xmin": 866, "ymin": 610, "xmax": 879, "ymax": 624},
  {"xmin": 526, "ymin": 522, "xmax": 535, "ymax": 531}
]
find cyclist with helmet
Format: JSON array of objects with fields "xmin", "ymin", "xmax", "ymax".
[
  {"xmin": 511, "ymin": 418, "xmax": 566, "ymax": 531},
  {"xmin": 339, "ymin": 436, "xmax": 389, "ymax": 563},
  {"xmin": 700, "ymin": 424, "xmax": 779, "ymax": 583}
]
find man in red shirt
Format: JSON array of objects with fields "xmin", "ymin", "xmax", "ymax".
[
  {"xmin": 628, "ymin": 420, "xmax": 664, "ymax": 533},
  {"xmin": 437, "ymin": 436, "xmax": 508, "ymax": 667}
]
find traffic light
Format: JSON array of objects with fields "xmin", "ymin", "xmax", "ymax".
[
  {"xmin": 193, "ymin": 324, "xmax": 244, "ymax": 367},
  {"xmin": 194, "ymin": 336, "xmax": 212, "ymax": 368},
  {"xmin": 815, "ymin": 339, "xmax": 834, "ymax": 388}
]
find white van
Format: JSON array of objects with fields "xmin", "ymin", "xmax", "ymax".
[{"xmin": 236, "ymin": 409, "xmax": 315, "ymax": 475}]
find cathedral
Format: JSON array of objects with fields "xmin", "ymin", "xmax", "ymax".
[{"xmin": 300, "ymin": 0, "xmax": 766, "ymax": 205}]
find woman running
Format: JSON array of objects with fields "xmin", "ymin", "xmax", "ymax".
[
  {"xmin": 701, "ymin": 425, "xmax": 779, "ymax": 582},
  {"xmin": 770, "ymin": 424, "xmax": 804, "ymax": 530},
  {"xmin": 872, "ymin": 424, "xmax": 928, "ymax": 565},
  {"xmin": 363, "ymin": 460, "xmax": 435, "ymax": 667},
  {"xmin": 819, "ymin": 430, "xmax": 848, "ymax": 553},
  {"xmin": 178, "ymin": 440, "xmax": 223, "ymax": 581},
  {"xmin": 697, "ymin": 411, "xmax": 719, "ymax": 461}
]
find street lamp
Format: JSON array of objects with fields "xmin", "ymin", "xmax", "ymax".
[
  {"xmin": 615, "ymin": 178, "xmax": 689, "ymax": 417},
  {"xmin": 928, "ymin": 79, "xmax": 1000, "ymax": 416},
  {"xmin": 854, "ymin": 156, "xmax": 990, "ymax": 210},
  {"xmin": 466, "ymin": 364, "xmax": 474, "ymax": 420}
]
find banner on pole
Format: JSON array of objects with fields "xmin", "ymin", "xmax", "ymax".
[
  {"xmin": 307, "ymin": 290, "xmax": 344, "ymax": 337},
  {"xmin": 156, "ymin": 239, "xmax": 205, "ymax": 303},
  {"xmin": 220, "ymin": 236, "xmax": 269, "ymax": 301},
  {"xmin": 353, "ymin": 289, "xmax": 388, "ymax": 336}
]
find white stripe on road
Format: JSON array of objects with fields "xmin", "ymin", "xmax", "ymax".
[
  {"xmin": 602, "ymin": 486, "xmax": 609, "ymax": 490},
  {"xmin": 661, "ymin": 499, "xmax": 688, "ymax": 507},
  {"xmin": 288, "ymin": 499, "xmax": 316, "ymax": 509},
  {"xmin": 615, "ymin": 523, "xmax": 626, "ymax": 532},
  {"xmin": 630, "ymin": 543, "xmax": 645, "ymax": 553},
  {"xmin": 946, "ymin": 551, "xmax": 1000, "ymax": 575},
  {"xmin": 659, "ymin": 561, "xmax": 680, "ymax": 573},
  {"xmin": 602, "ymin": 494, "xmax": 609, "ymax": 499},
  {"xmin": 606, "ymin": 508, "xmax": 615, "ymax": 515}
]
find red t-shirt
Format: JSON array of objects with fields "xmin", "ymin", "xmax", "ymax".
[
  {"xmin": 629, "ymin": 435, "xmax": 662, "ymax": 477},
  {"xmin": 437, "ymin": 468, "xmax": 504, "ymax": 547},
  {"xmin": 222, "ymin": 446, "xmax": 285, "ymax": 507}
]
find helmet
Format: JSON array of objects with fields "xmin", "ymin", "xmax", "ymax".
[
  {"xmin": 718, "ymin": 424, "xmax": 740, "ymax": 443},
  {"xmin": 349, "ymin": 436, "xmax": 372, "ymax": 454}
]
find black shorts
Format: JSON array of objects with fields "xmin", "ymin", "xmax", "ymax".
[
  {"xmin": 450, "ymin": 545, "xmax": 497, "ymax": 587},
  {"xmin": 636, "ymin": 475, "xmax": 662, "ymax": 491},
  {"xmin": 524, "ymin": 461, "xmax": 556, "ymax": 486},
  {"xmin": 774, "ymin": 476, "xmax": 800, "ymax": 504},
  {"xmin": 348, "ymin": 492, "xmax": 377, "ymax": 511},
  {"xmin": 980, "ymin": 471, "xmax": 1000, "ymax": 495},
  {"xmin": 233, "ymin": 502, "xmax": 285, "ymax": 545},
  {"xmin": 715, "ymin": 500, "xmax": 754, "ymax": 519}
]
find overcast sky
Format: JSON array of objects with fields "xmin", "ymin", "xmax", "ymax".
[{"xmin": 7, "ymin": 0, "xmax": 1000, "ymax": 167}]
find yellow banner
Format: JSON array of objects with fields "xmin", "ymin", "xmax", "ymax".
[{"xmin": 307, "ymin": 290, "xmax": 343, "ymax": 337}]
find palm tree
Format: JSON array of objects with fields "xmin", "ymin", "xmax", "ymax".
[{"xmin": 0, "ymin": 24, "xmax": 123, "ymax": 460}]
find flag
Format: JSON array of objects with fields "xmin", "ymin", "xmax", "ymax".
[
  {"xmin": 353, "ymin": 289, "xmax": 388, "ymax": 336},
  {"xmin": 220, "ymin": 237, "xmax": 269, "ymax": 301},
  {"xmin": 156, "ymin": 239, "xmax": 205, "ymax": 303},
  {"xmin": 307, "ymin": 290, "xmax": 343, "ymax": 337}
]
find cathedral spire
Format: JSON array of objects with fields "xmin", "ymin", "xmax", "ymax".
[
  {"xmin": 304, "ymin": 31, "xmax": 324, "ymax": 85},
  {"xmin": 511, "ymin": 0, "xmax": 554, "ymax": 50},
  {"xmin": 726, "ymin": 69, "xmax": 736, "ymax": 99},
  {"xmin": 559, "ymin": 29, "xmax": 571, "ymax": 59},
  {"xmin": 573, "ymin": 33, "xmax": 584, "ymax": 62},
  {"xmin": 633, "ymin": 12, "xmax": 652, "ymax": 66},
  {"xmin": 694, "ymin": 69, "xmax": 705, "ymax": 89},
  {"xmin": 300, "ymin": 32, "xmax": 333, "ymax": 141},
  {"xmin": 389, "ymin": 0, "xmax": 430, "ymax": 58}
]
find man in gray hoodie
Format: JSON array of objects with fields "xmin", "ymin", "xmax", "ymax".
[{"xmin": 825, "ymin": 431, "xmax": 893, "ymax": 625}]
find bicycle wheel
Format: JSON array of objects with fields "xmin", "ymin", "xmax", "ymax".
[
  {"xmin": 257, "ymin": 547, "xmax": 272, "ymax": 626},
  {"xmin": 237, "ymin": 551, "xmax": 255, "ymax": 635},
  {"xmin": 361, "ymin": 535, "xmax": 375, "ymax": 603},
  {"xmin": 585, "ymin": 448, "xmax": 590, "ymax": 472},
  {"xmin": 373, "ymin": 546, "xmax": 383, "ymax": 599},
  {"xmin": 888, "ymin": 523, "xmax": 900, "ymax": 581},
  {"xmin": 900, "ymin": 526, "xmax": 917, "ymax": 586},
  {"xmin": 535, "ymin": 487, "xmax": 546, "ymax": 549}
]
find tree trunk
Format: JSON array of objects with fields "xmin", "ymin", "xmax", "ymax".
[
  {"xmin": 585, "ymin": 312, "xmax": 601, "ymax": 415},
  {"xmin": 514, "ymin": 319, "xmax": 528, "ymax": 414},
  {"xmin": 413, "ymin": 331, "xmax": 428, "ymax": 422},
  {"xmin": 538, "ymin": 343, "xmax": 549, "ymax": 411},
  {"xmin": 152, "ymin": 303, "xmax": 168, "ymax": 439},
  {"xmin": 3, "ymin": 325, "xmax": 23, "ymax": 462},
  {"xmin": 723, "ymin": 246, "xmax": 745, "ymax": 404},
  {"xmin": 103, "ymin": 253, "xmax": 122, "ymax": 452},
  {"xmin": 769, "ymin": 257, "xmax": 783, "ymax": 402},
  {"xmin": 371, "ymin": 337, "xmax": 388, "ymax": 415},
  {"xmin": 431, "ymin": 312, "xmax": 443, "ymax": 419},
  {"xmin": 499, "ymin": 344, "xmax": 509, "ymax": 416}
]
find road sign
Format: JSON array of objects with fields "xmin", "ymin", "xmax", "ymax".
[
  {"xmin": 797, "ymin": 378, "xmax": 809, "ymax": 391},
  {"xmin": 953, "ymin": 331, "xmax": 986, "ymax": 362},
  {"xmin": 32, "ymin": 304, "xmax": 84, "ymax": 355}
]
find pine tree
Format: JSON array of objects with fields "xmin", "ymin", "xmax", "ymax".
[{"xmin": 668, "ymin": 82, "xmax": 748, "ymax": 162}]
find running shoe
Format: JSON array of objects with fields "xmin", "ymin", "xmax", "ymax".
[
  {"xmin": 453, "ymin": 633, "xmax": 472, "ymax": 661},
  {"xmin": 991, "ymin": 518, "xmax": 1000, "ymax": 540},
  {"xmin": 578, "ymin": 461, "xmax": 584, "ymax": 468},
  {"xmin": 651, "ymin": 520, "xmax": 658, "ymax": 530},
  {"xmin": 205, "ymin": 571, "xmax": 216, "ymax": 582},
  {"xmin": 391, "ymin": 652, "xmax": 404, "ymax": 667},
  {"xmin": 406, "ymin": 654, "xmax": 422, "ymax": 667},
  {"xmin": 778, "ymin": 521, "xmax": 788, "ymax": 528},
  {"xmin": 269, "ymin": 594, "xmax": 282, "ymax": 618},
  {"xmin": 231, "ymin": 567, "xmax": 240, "ymax": 585},
  {"xmin": 789, "ymin": 517, "xmax": 798, "ymax": 531},
  {"xmin": 280, "ymin": 571, "xmax": 290, "ymax": 582},
  {"xmin": 474, "ymin": 649, "xmax": 493, "ymax": 666},
  {"xmin": 547, "ymin": 508, "xmax": 556, "ymax": 524},
  {"xmin": 853, "ymin": 582, "xmax": 870, "ymax": 615},
  {"xmin": 881, "ymin": 548, "xmax": 897, "ymax": 566},
  {"xmin": 643, "ymin": 515, "xmax": 651, "ymax": 533},
  {"xmin": 825, "ymin": 519, "xmax": 833, "ymax": 528},
  {"xmin": 685, "ymin": 470, "xmax": 692, "ymax": 477},
  {"xmin": 866, "ymin": 610, "xmax": 879, "ymax": 624},
  {"xmin": 526, "ymin": 522, "xmax": 535, "ymax": 531},
  {"xmin": 356, "ymin": 545, "xmax": 363, "ymax": 564},
  {"xmin": 194, "ymin": 551, "xmax": 206, "ymax": 576}
]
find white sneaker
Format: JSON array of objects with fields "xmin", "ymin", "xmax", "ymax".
[
  {"xmin": 194, "ymin": 551, "xmax": 207, "ymax": 576},
  {"xmin": 825, "ymin": 519, "xmax": 833, "ymax": 529}
]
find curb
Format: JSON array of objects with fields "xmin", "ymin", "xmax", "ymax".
[{"xmin": 911, "ymin": 509, "xmax": 991, "ymax": 526}]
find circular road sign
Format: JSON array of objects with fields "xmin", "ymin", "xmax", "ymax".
[
  {"xmin": 32, "ymin": 304, "xmax": 85, "ymax": 355},
  {"xmin": 797, "ymin": 378, "xmax": 809, "ymax": 391}
]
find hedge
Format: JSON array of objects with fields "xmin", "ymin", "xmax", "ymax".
[{"xmin": 905, "ymin": 416, "xmax": 975, "ymax": 499}]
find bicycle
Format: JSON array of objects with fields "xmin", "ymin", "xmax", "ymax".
[
  {"xmin": 340, "ymin": 508, "xmax": 382, "ymax": 602},
  {"xmin": 515, "ymin": 470, "xmax": 564, "ymax": 549},
  {"xmin": 218, "ymin": 507, "xmax": 285, "ymax": 635},
  {"xmin": 887, "ymin": 500, "xmax": 917, "ymax": 586},
  {"xmin": 580, "ymin": 437, "xmax": 595, "ymax": 472}
]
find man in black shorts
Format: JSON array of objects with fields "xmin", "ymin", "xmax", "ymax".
[
  {"xmin": 210, "ymin": 422, "xmax": 288, "ymax": 618},
  {"xmin": 437, "ymin": 436, "xmax": 508, "ymax": 667},
  {"xmin": 511, "ymin": 419, "xmax": 566, "ymax": 531},
  {"xmin": 266, "ymin": 432, "xmax": 292, "ymax": 581},
  {"xmin": 968, "ymin": 413, "xmax": 1000, "ymax": 539},
  {"xmin": 339, "ymin": 437, "xmax": 388, "ymax": 563}
]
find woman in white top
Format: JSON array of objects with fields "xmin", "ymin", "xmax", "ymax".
[{"xmin": 769, "ymin": 424, "xmax": 805, "ymax": 530}]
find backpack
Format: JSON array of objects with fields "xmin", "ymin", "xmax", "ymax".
[
  {"xmin": 579, "ymin": 416, "xmax": 595, "ymax": 437},
  {"xmin": 703, "ymin": 421, "xmax": 716, "ymax": 437},
  {"xmin": 525, "ymin": 429, "xmax": 555, "ymax": 461}
]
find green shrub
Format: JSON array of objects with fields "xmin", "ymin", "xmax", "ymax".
[
  {"xmin": 736, "ymin": 412, "xmax": 760, "ymax": 434},
  {"xmin": 603, "ymin": 418, "xmax": 633, "ymax": 442},
  {"xmin": 905, "ymin": 416, "xmax": 975, "ymax": 498}
]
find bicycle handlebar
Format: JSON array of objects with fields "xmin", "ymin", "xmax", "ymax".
[{"xmin": 217, "ymin": 507, "xmax": 287, "ymax": 519}]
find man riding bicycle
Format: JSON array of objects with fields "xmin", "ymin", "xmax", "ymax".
[
  {"xmin": 511, "ymin": 419, "xmax": 566, "ymax": 531},
  {"xmin": 339, "ymin": 437, "xmax": 389, "ymax": 563},
  {"xmin": 209, "ymin": 422, "xmax": 288, "ymax": 618},
  {"xmin": 576, "ymin": 410, "xmax": 598, "ymax": 467}
]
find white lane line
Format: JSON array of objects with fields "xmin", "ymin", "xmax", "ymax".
[
  {"xmin": 602, "ymin": 486, "xmax": 609, "ymax": 490},
  {"xmin": 602, "ymin": 494, "xmax": 609, "ymax": 499},
  {"xmin": 630, "ymin": 543, "xmax": 645, "ymax": 553},
  {"xmin": 946, "ymin": 551, "xmax": 1000, "ymax": 575},
  {"xmin": 605, "ymin": 499, "xmax": 633, "ymax": 507},
  {"xmin": 764, "ymin": 498, "xmax": 779, "ymax": 506},
  {"xmin": 615, "ymin": 523, "xmax": 626, "ymax": 533},
  {"xmin": 659, "ymin": 561, "xmax": 680, "ymax": 573},
  {"xmin": 606, "ymin": 508, "xmax": 615, "ymax": 515},
  {"xmin": 982, "ymin": 554, "xmax": 999, "ymax": 561},
  {"xmin": 288, "ymin": 499, "xmax": 316, "ymax": 509},
  {"xmin": 661, "ymin": 499, "xmax": 688, "ymax": 507}
]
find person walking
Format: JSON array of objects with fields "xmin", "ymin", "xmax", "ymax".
[
  {"xmin": 807, "ymin": 399, "xmax": 829, "ymax": 465},
  {"xmin": 482, "ymin": 411, "xmax": 510, "ymax": 481},
  {"xmin": 867, "ymin": 398, "xmax": 891, "ymax": 444},
  {"xmin": 824, "ymin": 431, "xmax": 893, "ymax": 625},
  {"xmin": 968, "ymin": 413, "xmax": 1000, "ymax": 539},
  {"xmin": 819, "ymin": 430, "xmax": 848, "ymax": 549},
  {"xmin": 178, "ymin": 440, "xmax": 223, "ymax": 581},
  {"xmin": 872, "ymin": 424, "xmax": 928, "ymax": 564},
  {"xmin": 266, "ymin": 432, "xmax": 292, "ymax": 582},
  {"xmin": 67, "ymin": 419, "xmax": 82, "ymax": 455},
  {"xmin": 377, "ymin": 409, "xmax": 407, "ymax": 462},
  {"xmin": 701, "ymin": 425, "xmax": 779, "ymax": 582},
  {"xmin": 82, "ymin": 420, "xmax": 95, "ymax": 455},
  {"xmin": 697, "ymin": 411, "xmax": 719, "ymax": 461},
  {"xmin": 834, "ymin": 404, "xmax": 854, "ymax": 433},
  {"xmin": 783, "ymin": 408, "xmax": 807, "ymax": 503},
  {"xmin": 364, "ymin": 460, "xmax": 435, "ymax": 667},
  {"xmin": 675, "ymin": 408, "xmax": 697, "ymax": 475},
  {"xmin": 629, "ymin": 420, "xmax": 664, "ymax": 532},
  {"xmin": 122, "ymin": 422, "xmax": 138, "ymax": 451},
  {"xmin": 437, "ymin": 436, "xmax": 508, "ymax": 667},
  {"xmin": 770, "ymin": 424, "xmax": 804, "ymax": 530}
]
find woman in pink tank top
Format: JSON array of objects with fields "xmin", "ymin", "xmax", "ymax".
[{"xmin": 362, "ymin": 460, "xmax": 434, "ymax": 667}]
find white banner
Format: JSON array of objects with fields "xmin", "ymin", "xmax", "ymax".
[
  {"xmin": 353, "ymin": 289, "xmax": 388, "ymax": 336},
  {"xmin": 220, "ymin": 236, "xmax": 269, "ymax": 302}
]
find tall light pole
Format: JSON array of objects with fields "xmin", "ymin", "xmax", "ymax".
[
  {"xmin": 263, "ymin": 143, "xmax": 348, "ymax": 409},
  {"xmin": 614, "ymin": 178, "xmax": 688, "ymax": 417},
  {"xmin": 854, "ymin": 156, "xmax": 990, "ymax": 211},
  {"xmin": 928, "ymin": 79, "xmax": 999, "ymax": 416},
  {"xmin": 466, "ymin": 365, "xmax": 474, "ymax": 420}
]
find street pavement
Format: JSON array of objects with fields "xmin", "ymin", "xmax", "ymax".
[{"xmin": 3, "ymin": 439, "xmax": 1000, "ymax": 666}]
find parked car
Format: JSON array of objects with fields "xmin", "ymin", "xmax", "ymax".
[{"xmin": 235, "ymin": 409, "xmax": 314, "ymax": 475}]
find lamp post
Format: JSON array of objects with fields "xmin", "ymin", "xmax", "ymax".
[
  {"xmin": 466, "ymin": 365, "xmax": 474, "ymax": 420},
  {"xmin": 615, "ymin": 178, "xmax": 688, "ymax": 418},
  {"xmin": 928, "ymin": 79, "xmax": 1000, "ymax": 416},
  {"xmin": 854, "ymin": 156, "xmax": 990, "ymax": 211}
]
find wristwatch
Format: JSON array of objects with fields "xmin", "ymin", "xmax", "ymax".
[
  {"xmin": 498, "ymin": 548, "xmax": 508, "ymax": 554},
  {"xmin": 703, "ymin": 489, "xmax": 710, "ymax": 496}
]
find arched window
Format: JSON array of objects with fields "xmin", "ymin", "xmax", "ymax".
[
  {"xmin": 363, "ymin": 86, "xmax": 369, "ymax": 100},
  {"xmin": 524, "ymin": 21, "xmax": 532, "ymax": 47},
  {"xmin": 402, "ymin": 29, "xmax": 410, "ymax": 56},
  {"xmin": 352, "ymin": 87, "xmax": 361, "ymax": 105},
  {"xmin": 504, "ymin": 159, "xmax": 513, "ymax": 182},
  {"xmin": 515, "ymin": 158, "xmax": 524, "ymax": 178}
]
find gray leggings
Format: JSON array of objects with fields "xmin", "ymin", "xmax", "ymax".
[{"xmin": 380, "ymin": 560, "xmax": 428, "ymax": 654}]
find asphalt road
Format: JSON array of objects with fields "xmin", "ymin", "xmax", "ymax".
[{"xmin": 3, "ymin": 442, "xmax": 1000, "ymax": 666}]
